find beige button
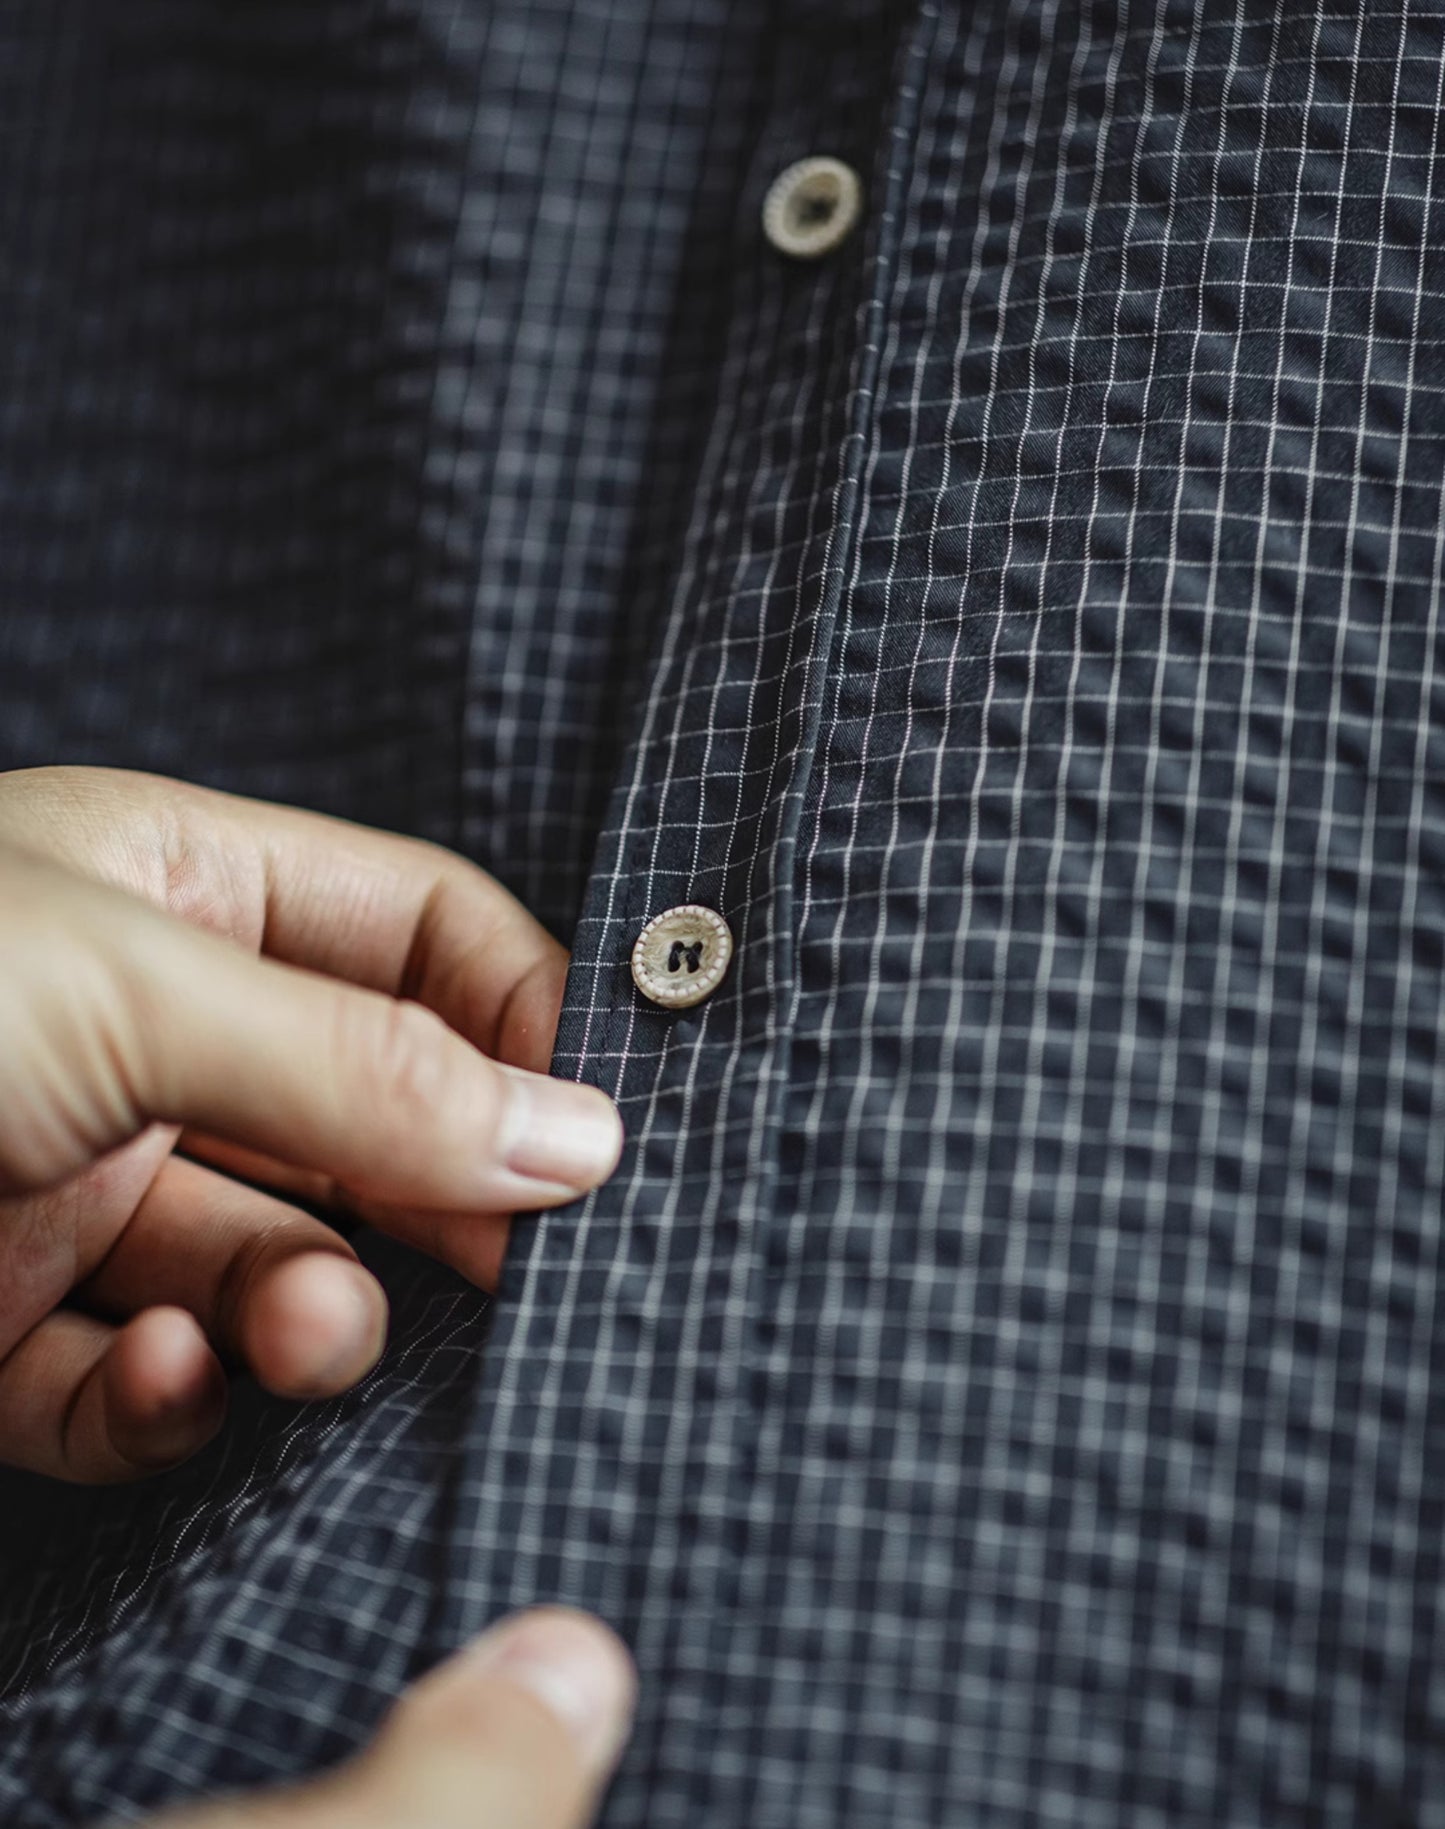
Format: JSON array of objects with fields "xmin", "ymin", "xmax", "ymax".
[
  {"xmin": 631, "ymin": 904, "xmax": 733, "ymax": 1009},
  {"xmin": 762, "ymin": 156, "xmax": 864, "ymax": 259}
]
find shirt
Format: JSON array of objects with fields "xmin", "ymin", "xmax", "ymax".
[{"xmin": 2, "ymin": 2, "xmax": 1444, "ymax": 1823}]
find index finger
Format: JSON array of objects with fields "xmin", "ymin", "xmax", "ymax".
[{"xmin": 0, "ymin": 766, "xmax": 567, "ymax": 1072}]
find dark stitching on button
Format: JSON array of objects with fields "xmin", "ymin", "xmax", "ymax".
[
  {"xmin": 667, "ymin": 939, "xmax": 705, "ymax": 975},
  {"xmin": 793, "ymin": 193, "xmax": 837, "ymax": 229}
]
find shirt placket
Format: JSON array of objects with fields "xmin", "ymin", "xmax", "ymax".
[{"xmin": 445, "ymin": 5, "xmax": 929, "ymax": 1822}]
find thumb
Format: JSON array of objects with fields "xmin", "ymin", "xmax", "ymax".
[
  {"xmin": 0, "ymin": 842, "xmax": 622, "ymax": 1211},
  {"xmin": 154, "ymin": 1609, "xmax": 636, "ymax": 1829},
  {"xmin": 336, "ymin": 1609, "xmax": 636, "ymax": 1829}
]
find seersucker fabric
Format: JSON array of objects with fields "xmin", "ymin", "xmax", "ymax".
[{"xmin": 3, "ymin": 2, "xmax": 1445, "ymax": 1824}]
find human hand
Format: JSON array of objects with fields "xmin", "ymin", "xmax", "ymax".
[
  {"xmin": 0, "ymin": 766, "xmax": 622, "ymax": 1481},
  {"xmin": 142, "ymin": 1608, "xmax": 635, "ymax": 1829}
]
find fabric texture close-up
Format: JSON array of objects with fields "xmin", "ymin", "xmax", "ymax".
[{"xmin": 3, "ymin": 0, "xmax": 1445, "ymax": 1824}]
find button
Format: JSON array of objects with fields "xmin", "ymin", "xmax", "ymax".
[
  {"xmin": 631, "ymin": 905, "xmax": 734, "ymax": 1009},
  {"xmin": 762, "ymin": 156, "xmax": 864, "ymax": 259}
]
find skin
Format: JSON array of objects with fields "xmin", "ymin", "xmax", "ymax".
[
  {"xmin": 0, "ymin": 764, "xmax": 625, "ymax": 1481},
  {"xmin": 148, "ymin": 1608, "xmax": 638, "ymax": 1829},
  {"xmin": 0, "ymin": 766, "xmax": 637, "ymax": 1827}
]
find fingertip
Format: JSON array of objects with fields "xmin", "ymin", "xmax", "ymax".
[
  {"xmin": 495, "ymin": 1068, "xmax": 625, "ymax": 1199},
  {"xmin": 105, "ymin": 1307, "xmax": 227, "ymax": 1469},
  {"xmin": 451, "ymin": 1606, "xmax": 637, "ymax": 1778},
  {"xmin": 313, "ymin": 1606, "xmax": 635, "ymax": 1829},
  {"xmin": 243, "ymin": 1252, "xmax": 389, "ymax": 1400}
]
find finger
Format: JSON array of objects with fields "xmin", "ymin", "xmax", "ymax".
[
  {"xmin": 151, "ymin": 1608, "xmax": 636, "ymax": 1829},
  {"xmin": 0, "ymin": 848, "xmax": 623, "ymax": 1208},
  {"xmin": 118, "ymin": 942, "xmax": 623, "ymax": 1211},
  {"xmin": 0, "ymin": 766, "xmax": 568, "ymax": 1068},
  {"xmin": 208, "ymin": 785, "xmax": 570, "ymax": 1071},
  {"xmin": 177, "ymin": 1133, "xmax": 516, "ymax": 1292},
  {"xmin": 0, "ymin": 1125, "xmax": 177, "ymax": 1360},
  {"xmin": 75, "ymin": 1156, "xmax": 389, "ymax": 1400},
  {"xmin": 346, "ymin": 1196, "xmax": 514, "ymax": 1293},
  {"xmin": 0, "ymin": 1305, "xmax": 226, "ymax": 1483},
  {"xmin": 177, "ymin": 1130, "xmax": 343, "ymax": 1211},
  {"xmin": 332, "ymin": 1609, "xmax": 636, "ymax": 1829}
]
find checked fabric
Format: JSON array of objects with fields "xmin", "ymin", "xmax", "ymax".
[{"xmin": 3, "ymin": 1, "xmax": 1445, "ymax": 1823}]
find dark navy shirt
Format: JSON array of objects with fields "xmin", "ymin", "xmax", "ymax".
[{"xmin": 3, "ymin": 3, "xmax": 1445, "ymax": 1824}]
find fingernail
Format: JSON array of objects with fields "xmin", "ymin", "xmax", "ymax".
[
  {"xmin": 500, "ymin": 1074, "xmax": 623, "ymax": 1191},
  {"xmin": 465, "ymin": 1608, "xmax": 636, "ymax": 1774}
]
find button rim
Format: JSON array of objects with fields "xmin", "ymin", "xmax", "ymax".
[
  {"xmin": 762, "ymin": 155, "xmax": 864, "ymax": 260},
  {"xmin": 630, "ymin": 904, "xmax": 734, "ymax": 1010}
]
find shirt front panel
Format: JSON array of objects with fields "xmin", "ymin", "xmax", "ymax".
[
  {"xmin": 0, "ymin": 2, "xmax": 787, "ymax": 1817},
  {"xmin": 0, "ymin": 0, "xmax": 755, "ymax": 940},
  {"xmin": 776, "ymin": 1, "xmax": 1445, "ymax": 1818},
  {"xmin": 1, "ymin": 2, "xmax": 1444, "ymax": 1826},
  {"xmin": 451, "ymin": 3, "xmax": 1445, "ymax": 1825}
]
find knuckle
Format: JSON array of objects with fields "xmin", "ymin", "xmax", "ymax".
[{"xmin": 343, "ymin": 996, "xmax": 458, "ymax": 1137}]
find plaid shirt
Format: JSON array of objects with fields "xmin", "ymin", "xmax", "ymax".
[{"xmin": 3, "ymin": 2, "xmax": 1445, "ymax": 1823}]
